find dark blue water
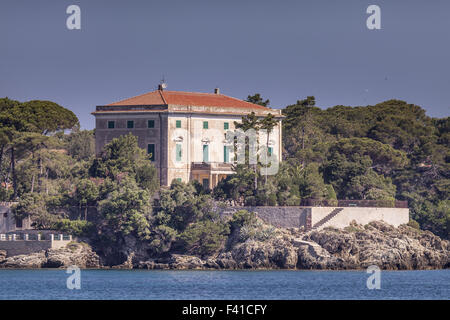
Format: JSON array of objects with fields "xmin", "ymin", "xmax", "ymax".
[{"xmin": 0, "ymin": 269, "xmax": 448, "ymax": 300}]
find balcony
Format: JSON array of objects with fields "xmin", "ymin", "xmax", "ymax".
[{"xmin": 191, "ymin": 162, "xmax": 234, "ymax": 172}]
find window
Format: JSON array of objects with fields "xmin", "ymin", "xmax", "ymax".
[
  {"xmin": 176, "ymin": 178, "xmax": 182, "ymax": 182},
  {"xmin": 148, "ymin": 120, "xmax": 155, "ymax": 128},
  {"xmin": 268, "ymin": 147, "xmax": 273, "ymax": 157},
  {"xmin": 202, "ymin": 179, "xmax": 210, "ymax": 190},
  {"xmin": 107, "ymin": 121, "xmax": 115, "ymax": 129},
  {"xmin": 203, "ymin": 145, "xmax": 209, "ymax": 162},
  {"xmin": 127, "ymin": 120, "xmax": 134, "ymax": 129},
  {"xmin": 224, "ymin": 122, "xmax": 229, "ymax": 130},
  {"xmin": 148, "ymin": 144, "xmax": 155, "ymax": 161},
  {"xmin": 224, "ymin": 145, "xmax": 230, "ymax": 163},
  {"xmin": 176, "ymin": 120, "xmax": 181, "ymax": 128},
  {"xmin": 15, "ymin": 218, "xmax": 22, "ymax": 228},
  {"xmin": 203, "ymin": 121, "xmax": 208, "ymax": 129},
  {"xmin": 176, "ymin": 144, "xmax": 182, "ymax": 162}
]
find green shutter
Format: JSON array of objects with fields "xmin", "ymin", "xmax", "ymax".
[
  {"xmin": 127, "ymin": 120, "xmax": 134, "ymax": 129},
  {"xmin": 108, "ymin": 121, "xmax": 115, "ymax": 129},
  {"xmin": 224, "ymin": 122, "xmax": 229, "ymax": 130},
  {"xmin": 148, "ymin": 120, "xmax": 155, "ymax": 128},
  {"xmin": 203, "ymin": 145, "xmax": 209, "ymax": 162},
  {"xmin": 176, "ymin": 120, "xmax": 181, "ymax": 128},
  {"xmin": 224, "ymin": 146, "xmax": 229, "ymax": 163},
  {"xmin": 148, "ymin": 144, "xmax": 155, "ymax": 161},
  {"xmin": 203, "ymin": 121, "xmax": 208, "ymax": 129},
  {"xmin": 176, "ymin": 144, "xmax": 182, "ymax": 162},
  {"xmin": 268, "ymin": 147, "xmax": 273, "ymax": 156}
]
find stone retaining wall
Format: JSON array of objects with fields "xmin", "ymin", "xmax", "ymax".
[
  {"xmin": 219, "ymin": 206, "xmax": 410, "ymax": 230},
  {"xmin": 0, "ymin": 233, "xmax": 73, "ymax": 257},
  {"xmin": 220, "ymin": 206, "xmax": 311, "ymax": 229}
]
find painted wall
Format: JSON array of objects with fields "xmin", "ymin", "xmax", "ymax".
[
  {"xmin": 94, "ymin": 112, "xmax": 169, "ymax": 185},
  {"xmin": 310, "ymin": 207, "xmax": 409, "ymax": 230},
  {"xmin": 220, "ymin": 206, "xmax": 410, "ymax": 230},
  {"xmin": 94, "ymin": 104, "xmax": 283, "ymax": 187}
]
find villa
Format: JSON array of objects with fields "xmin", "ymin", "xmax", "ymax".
[{"xmin": 92, "ymin": 85, "xmax": 284, "ymax": 188}]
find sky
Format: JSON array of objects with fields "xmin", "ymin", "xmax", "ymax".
[{"xmin": 0, "ymin": 0, "xmax": 449, "ymax": 129}]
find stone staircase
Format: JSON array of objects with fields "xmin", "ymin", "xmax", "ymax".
[{"xmin": 312, "ymin": 208, "xmax": 344, "ymax": 230}]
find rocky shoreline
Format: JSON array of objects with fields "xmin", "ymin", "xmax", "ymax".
[
  {"xmin": 0, "ymin": 242, "xmax": 100, "ymax": 269},
  {"xmin": 1, "ymin": 221, "xmax": 448, "ymax": 270}
]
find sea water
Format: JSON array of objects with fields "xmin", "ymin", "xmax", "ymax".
[{"xmin": 0, "ymin": 269, "xmax": 448, "ymax": 300}]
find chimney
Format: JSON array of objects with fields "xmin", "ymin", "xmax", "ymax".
[
  {"xmin": 214, "ymin": 88, "xmax": 220, "ymax": 95},
  {"xmin": 158, "ymin": 81, "xmax": 167, "ymax": 91}
]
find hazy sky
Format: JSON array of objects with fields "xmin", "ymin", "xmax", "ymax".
[{"xmin": 1, "ymin": 0, "xmax": 449, "ymax": 129}]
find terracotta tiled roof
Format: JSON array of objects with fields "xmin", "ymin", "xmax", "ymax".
[{"xmin": 107, "ymin": 90, "xmax": 270, "ymax": 111}]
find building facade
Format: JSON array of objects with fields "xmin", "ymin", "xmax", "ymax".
[{"xmin": 92, "ymin": 87, "xmax": 283, "ymax": 187}]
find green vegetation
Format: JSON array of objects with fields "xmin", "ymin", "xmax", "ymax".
[
  {"xmin": 151, "ymin": 180, "xmax": 229, "ymax": 257},
  {"xmin": 215, "ymin": 96, "xmax": 449, "ymax": 239},
  {"xmin": 282, "ymin": 97, "xmax": 449, "ymax": 238},
  {"xmin": 0, "ymin": 93, "xmax": 448, "ymax": 263}
]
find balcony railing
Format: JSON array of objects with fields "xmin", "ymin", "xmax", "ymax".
[{"xmin": 191, "ymin": 162, "xmax": 234, "ymax": 171}]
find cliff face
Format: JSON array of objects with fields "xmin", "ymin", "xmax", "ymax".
[
  {"xmin": 0, "ymin": 221, "xmax": 448, "ymax": 270},
  {"xmin": 0, "ymin": 242, "xmax": 100, "ymax": 269},
  {"xmin": 137, "ymin": 221, "xmax": 449, "ymax": 270},
  {"xmin": 303, "ymin": 221, "xmax": 449, "ymax": 270}
]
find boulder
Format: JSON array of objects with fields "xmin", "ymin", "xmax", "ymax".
[
  {"xmin": 304, "ymin": 221, "xmax": 449, "ymax": 270},
  {"xmin": 43, "ymin": 242, "xmax": 100, "ymax": 268},
  {"xmin": 0, "ymin": 251, "xmax": 47, "ymax": 268},
  {"xmin": 227, "ymin": 237, "xmax": 298, "ymax": 269},
  {"xmin": 215, "ymin": 252, "xmax": 238, "ymax": 269}
]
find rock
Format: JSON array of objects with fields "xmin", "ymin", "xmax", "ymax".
[
  {"xmin": 0, "ymin": 250, "xmax": 6, "ymax": 263},
  {"xmin": 227, "ymin": 237, "xmax": 298, "ymax": 269},
  {"xmin": 304, "ymin": 221, "xmax": 449, "ymax": 270},
  {"xmin": 215, "ymin": 252, "xmax": 237, "ymax": 269},
  {"xmin": 43, "ymin": 242, "xmax": 100, "ymax": 268},
  {"xmin": 210, "ymin": 220, "xmax": 449, "ymax": 270},
  {"xmin": 137, "ymin": 260, "xmax": 156, "ymax": 269},
  {"xmin": 166, "ymin": 254, "xmax": 205, "ymax": 269},
  {"xmin": 1, "ymin": 220, "xmax": 448, "ymax": 270},
  {"xmin": 204, "ymin": 258, "xmax": 220, "ymax": 269},
  {"xmin": 137, "ymin": 255, "xmax": 205, "ymax": 270},
  {"xmin": 0, "ymin": 251, "xmax": 47, "ymax": 268},
  {"xmin": 137, "ymin": 260, "xmax": 171, "ymax": 270},
  {"xmin": 111, "ymin": 252, "xmax": 134, "ymax": 269}
]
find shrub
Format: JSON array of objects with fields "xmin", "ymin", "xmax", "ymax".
[
  {"xmin": 267, "ymin": 194, "xmax": 278, "ymax": 206},
  {"xmin": 178, "ymin": 220, "xmax": 229, "ymax": 257},
  {"xmin": 244, "ymin": 196, "xmax": 257, "ymax": 206},
  {"xmin": 148, "ymin": 225, "xmax": 178, "ymax": 255},
  {"xmin": 51, "ymin": 219, "xmax": 94, "ymax": 236},
  {"xmin": 239, "ymin": 219, "xmax": 277, "ymax": 242},
  {"xmin": 229, "ymin": 210, "xmax": 256, "ymax": 231},
  {"xmin": 284, "ymin": 195, "xmax": 301, "ymax": 206},
  {"xmin": 407, "ymin": 219, "xmax": 420, "ymax": 230}
]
